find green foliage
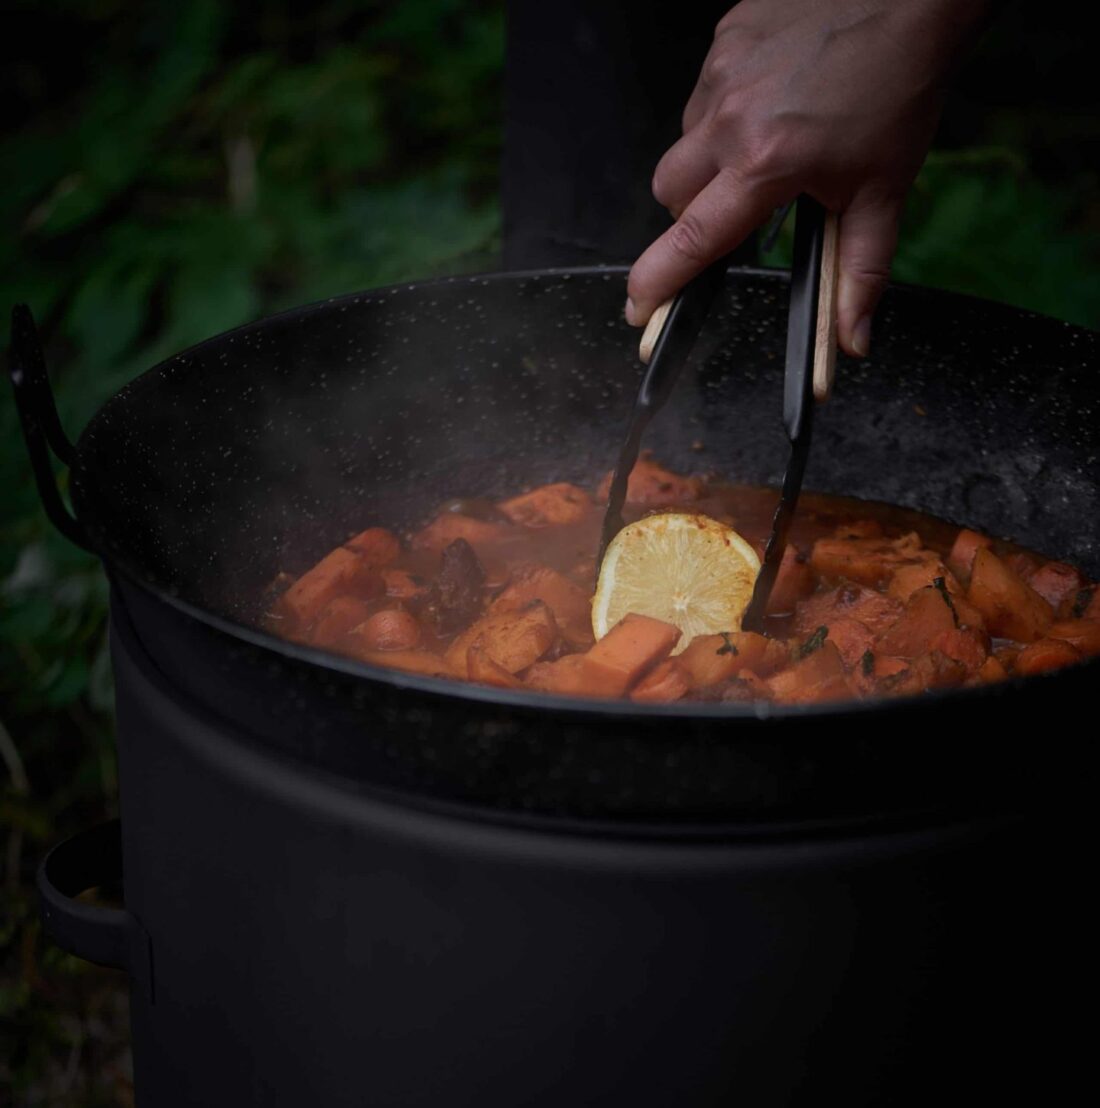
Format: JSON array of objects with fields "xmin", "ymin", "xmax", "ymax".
[
  {"xmin": 761, "ymin": 148, "xmax": 1100, "ymax": 329},
  {"xmin": 1, "ymin": 2, "xmax": 503, "ymax": 1099}
]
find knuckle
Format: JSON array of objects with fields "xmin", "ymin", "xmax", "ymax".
[
  {"xmin": 667, "ymin": 214, "xmax": 709, "ymax": 264},
  {"xmin": 701, "ymin": 50, "xmax": 733, "ymax": 90}
]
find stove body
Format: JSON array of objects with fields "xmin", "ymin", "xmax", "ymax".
[{"xmin": 104, "ymin": 591, "xmax": 1080, "ymax": 1107}]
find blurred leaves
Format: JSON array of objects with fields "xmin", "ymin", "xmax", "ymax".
[
  {"xmin": 1, "ymin": 2, "xmax": 502, "ymax": 1101},
  {"xmin": 761, "ymin": 148, "xmax": 1100, "ymax": 329}
]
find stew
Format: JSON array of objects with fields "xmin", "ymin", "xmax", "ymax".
[{"xmin": 264, "ymin": 456, "xmax": 1100, "ymax": 704}]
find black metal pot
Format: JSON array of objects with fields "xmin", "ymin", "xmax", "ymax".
[{"xmin": 14, "ymin": 267, "xmax": 1100, "ymax": 1106}]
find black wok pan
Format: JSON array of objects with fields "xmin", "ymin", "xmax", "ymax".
[{"xmin": 11, "ymin": 266, "xmax": 1100, "ymax": 827}]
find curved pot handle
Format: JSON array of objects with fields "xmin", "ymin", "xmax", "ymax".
[
  {"xmin": 37, "ymin": 820, "xmax": 154, "ymax": 1001},
  {"xmin": 8, "ymin": 304, "xmax": 93, "ymax": 550}
]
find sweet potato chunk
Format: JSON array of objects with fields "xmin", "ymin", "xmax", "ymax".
[
  {"xmin": 525, "ymin": 654, "xmax": 608, "ymax": 698},
  {"xmin": 1046, "ymin": 619, "xmax": 1100, "ymax": 657},
  {"xmin": 824, "ymin": 617, "xmax": 877, "ymax": 670},
  {"xmin": 1086, "ymin": 589, "xmax": 1100, "ymax": 621},
  {"xmin": 444, "ymin": 601, "xmax": 558, "ymax": 677},
  {"xmin": 630, "ymin": 659, "xmax": 690, "ymax": 703},
  {"xmin": 467, "ymin": 645, "xmax": 524, "ymax": 689},
  {"xmin": 765, "ymin": 641, "xmax": 850, "ymax": 703},
  {"xmin": 678, "ymin": 632, "xmax": 787, "ymax": 689},
  {"xmin": 967, "ymin": 548, "xmax": 1053, "ymax": 642},
  {"xmin": 596, "ymin": 454, "xmax": 703, "ymax": 507},
  {"xmin": 308, "ymin": 596, "xmax": 374, "ymax": 649},
  {"xmin": 586, "ymin": 613, "xmax": 681, "ymax": 694},
  {"xmin": 795, "ymin": 585, "xmax": 903, "ymax": 637},
  {"xmin": 887, "ymin": 559, "xmax": 961, "ymax": 603},
  {"xmin": 345, "ymin": 527, "xmax": 400, "ymax": 567},
  {"xmin": 973, "ymin": 655, "xmax": 1008, "ymax": 684},
  {"xmin": 765, "ymin": 546, "xmax": 814, "ymax": 615},
  {"xmin": 359, "ymin": 649, "xmax": 455, "ymax": 678},
  {"xmin": 412, "ymin": 513, "xmax": 510, "ymax": 555},
  {"xmin": 491, "ymin": 564, "xmax": 593, "ymax": 646},
  {"xmin": 810, "ymin": 531, "xmax": 925, "ymax": 587},
  {"xmin": 1015, "ymin": 638, "xmax": 1081, "ymax": 676},
  {"xmin": 876, "ymin": 586, "xmax": 958, "ymax": 658},
  {"xmin": 353, "ymin": 609, "xmax": 421, "ymax": 652},
  {"xmin": 929, "ymin": 627, "xmax": 988, "ymax": 674},
  {"xmin": 878, "ymin": 651, "xmax": 967, "ymax": 696},
  {"xmin": 281, "ymin": 547, "xmax": 380, "ymax": 626},
  {"xmin": 382, "ymin": 568, "xmax": 428, "ymax": 600},
  {"xmin": 1026, "ymin": 562, "xmax": 1085, "ymax": 611},
  {"xmin": 947, "ymin": 529, "xmax": 993, "ymax": 582},
  {"xmin": 498, "ymin": 483, "xmax": 591, "ymax": 527}
]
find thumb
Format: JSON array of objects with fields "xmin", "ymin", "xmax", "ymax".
[{"xmin": 836, "ymin": 193, "xmax": 903, "ymax": 358}]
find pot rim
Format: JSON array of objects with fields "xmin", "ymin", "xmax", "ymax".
[{"xmin": 74, "ymin": 264, "xmax": 1100, "ymax": 723}]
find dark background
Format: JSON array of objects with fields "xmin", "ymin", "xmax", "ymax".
[{"xmin": 1, "ymin": 2, "xmax": 1096, "ymax": 1104}]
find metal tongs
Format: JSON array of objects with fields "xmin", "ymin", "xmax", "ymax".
[{"xmin": 598, "ymin": 195, "xmax": 840, "ymax": 628}]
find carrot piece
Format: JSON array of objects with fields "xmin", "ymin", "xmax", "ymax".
[
  {"xmin": 596, "ymin": 453, "xmax": 703, "ymax": 507},
  {"xmin": 824, "ymin": 617, "xmax": 877, "ymax": 670},
  {"xmin": 795, "ymin": 585, "xmax": 903, "ymax": 638},
  {"xmin": 947, "ymin": 529, "xmax": 994, "ymax": 582},
  {"xmin": 887, "ymin": 559, "xmax": 962, "ymax": 603},
  {"xmin": 809, "ymin": 531, "xmax": 925, "ymax": 587},
  {"xmin": 281, "ymin": 547, "xmax": 380, "ymax": 626},
  {"xmin": 1015, "ymin": 638, "xmax": 1082, "ymax": 677},
  {"xmin": 490, "ymin": 564, "xmax": 593, "ymax": 647},
  {"xmin": 876, "ymin": 585, "xmax": 958, "ymax": 658},
  {"xmin": 967, "ymin": 547, "xmax": 1053, "ymax": 642},
  {"xmin": 678, "ymin": 632, "xmax": 787, "ymax": 689},
  {"xmin": 360, "ymin": 649, "xmax": 455, "ymax": 678},
  {"xmin": 929, "ymin": 627, "xmax": 988, "ymax": 674},
  {"xmin": 498, "ymin": 483, "xmax": 592, "ymax": 527},
  {"xmin": 345, "ymin": 527, "xmax": 400, "ymax": 567},
  {"xmin": 765, "ymin": 546, "xmax": 814, "ymax": 615},
  {"xmin": 765, "ymin": 641, "xmax": 850, "ymax": 703},
  {"xmin": 412, "ymin": 513, "xmax": 510, "ymax": 555},
  {"xmin": 444, "ymin": 601, "xmax": 558, "ymax": 676},
  {"xmin": 467, "ymin": 645, "xmax": 524, "ymax": 689},
  {"xmin": 308, "ymin": 596, "xmax": 374, "ymax": 648},
  {"xmin": 353, "ymin": 609, "xmax": 421, "ymax": 652},
  {"xmin": 382, "ymin": 568, "xmax": 428, "ymax": 600},
  {"xmin": 1046, "ymin": 619, "xmax": 1100, "ymax": 657},
  {"xmin": 1026, "ymin": 562, "xmax": 1086, "ymax": 612},
  {"xmin": 585, "ymin": 613, "xmax": 681, "ymax": 693},
  {"xmin": 630, "ymin": 659, "xmax": 690, "ymax": 703}
]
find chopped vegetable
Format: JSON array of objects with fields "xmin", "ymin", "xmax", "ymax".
[{"xmin": 269, "ymin": 459, "xmax": 1095, "ymax": 702}]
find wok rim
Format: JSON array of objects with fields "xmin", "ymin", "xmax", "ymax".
[{"xmin": 72, "ymin": 264, "xmax": 1100, "ymax": 723}]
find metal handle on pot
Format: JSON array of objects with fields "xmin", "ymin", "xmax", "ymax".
[
  {"xmin": 8, "ymin": 304, "xmax": 93, "ymax": 550},
  {"xmin": 37, "ymin": 819, "xmax": 154, "ymax": 1001}
]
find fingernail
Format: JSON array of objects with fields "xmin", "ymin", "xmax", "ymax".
[
  {"xmin": 852, "ymin": 315, "xmax": 871, "ymax": 358},
  {"xmin": 624, "ymin": 297, "xmax": 638, "ymax": 325}
]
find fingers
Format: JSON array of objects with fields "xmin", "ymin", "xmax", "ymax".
[
  {"xmin": 627, "ymin": 168, "xmax": 784, "ymax": 325},
  {"xmin": 651, "ymin": 129, "xmax": 719, "ymax": 218},
  {"xmin": 836, "ymin": 192, "xmax": 902, "ymax": 357}
]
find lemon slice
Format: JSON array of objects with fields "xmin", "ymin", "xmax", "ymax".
[{"xmin": 592, "ymin": 513, "xmax": 761, "ymax": 653}]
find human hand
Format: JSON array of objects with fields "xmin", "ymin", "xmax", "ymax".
[{"xmin": 625, "ymin": 0, "xmax": 991, "ymax": 356}]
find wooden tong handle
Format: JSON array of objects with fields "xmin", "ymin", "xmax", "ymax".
[
  {"xmin": 639, "ymin": 299, "xmax": 674, "ymax": 365},
  {"xmin": 813, "ymin": 210, "xmax": 840, "ymax": 401}
]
